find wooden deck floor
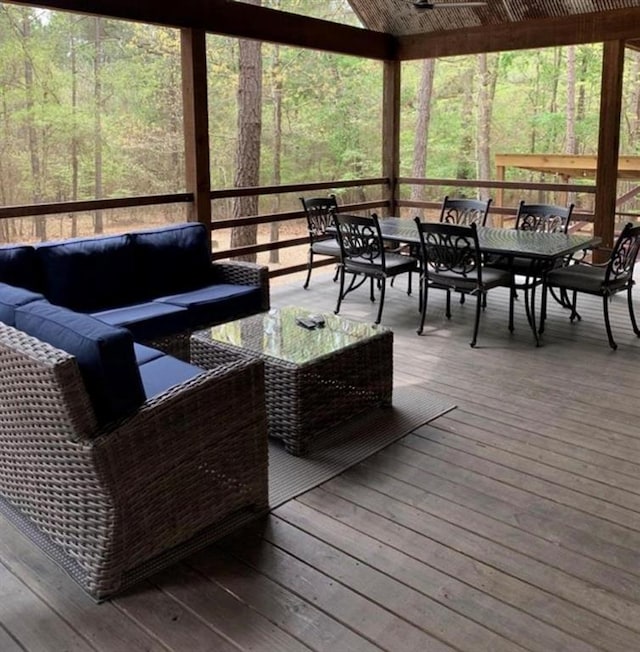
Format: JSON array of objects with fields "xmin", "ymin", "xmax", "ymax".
[{"xmin": 2, "ymin": 272, "xmax": 640, "ymax": 652}]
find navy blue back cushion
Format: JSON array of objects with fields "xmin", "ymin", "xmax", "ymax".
[
  {"xmin": 0, "ymin": 245, "xmax": 41, "ymax": 291},
  {"xmin": 15, "ymin": 302, "xmax": 145, "ymax": 425},
  {"xmin": 36, "ymin": 233, "xmax": 138, "ymax": 312},
  {"xmin": 0, "ymin": 283, "xmax": 45, "ymax": 326},
  {"xmin": 131, "ymin": 223, "xmax": 212, "ymax": 298}
]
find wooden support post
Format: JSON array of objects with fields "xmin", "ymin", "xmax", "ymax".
[
  {"xmin": 382, "ymin": 59, "xmax": 401, "ymax": 217},
  {"xmin": 594, "ymin": 39, "xmax": 625, "ymax": 261},
  {"xmin": 181, "ymin": 28, "xmax": 212, "ymax": 232}
]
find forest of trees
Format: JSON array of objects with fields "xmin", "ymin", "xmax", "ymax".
[{"xmin": 2, "ymin": 1, "xmax": 640, "ymax": 246}]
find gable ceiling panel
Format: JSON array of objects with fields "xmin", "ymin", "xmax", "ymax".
[{"xmin": 347, "ymin": 0, "xmax": 640, "ymax": 36}]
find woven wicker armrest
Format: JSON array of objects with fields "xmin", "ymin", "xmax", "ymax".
[
  {"xmin": 95, "ymin": 358, "xmax": 268, "ymax": 479},
  {"xmin": 212, "ymin": 260, "xmax": 270, "ymax": 311},
  {"xmin": 84, "ymin": 358, "xmax": 269, "ymax": 596},
  {"xmin": 0, "ymin": 323, "xmax": 269, "ymax": 600}
]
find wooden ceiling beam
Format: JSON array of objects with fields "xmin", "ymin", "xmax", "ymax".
[
  {"xmin": 5, "ymin": 0, "xmax": 395, "ymax": 60},
  {"xmin": 397, "ymin": 7, "xmax": 640, "ymax": 60}
]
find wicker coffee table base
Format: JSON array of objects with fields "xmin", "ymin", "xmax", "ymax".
[{"xmin": 191, "ymin": 328, "xmax": 393, "ymax": 456}]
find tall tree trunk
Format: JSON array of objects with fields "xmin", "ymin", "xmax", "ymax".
[
  {"xmin": 456, "ymin": 68, "xmax": 475, "ymax": 186},
  {"xmin": 410, "ymin": 58, "xmax": 435, "ymax": 205},
  {"xmin": 21, "ymin": 10, "xmax": 46, "ymax": 240},
  {"xmin": 230, "ymin": 0, "xmax": 262, "ymax": 263},
  {"xmin": 476, "ymin": 52, "xmax": 499, "ymax": 201},
  {"xmin": 269, "ymin": 42, "xmax": 282, "ymax": 264},
  {"xmin": 566, "ymin": 46, "xmax": 577, "ymax": 155},
  {"xmin": 628, "ymin": 50, "xmax": 640, "ymax": 148},
  {"xmin": 70, "ymin": 20, "xmax": 79, "ymax": 237},
  {"xmin": 566, "ymin": 46, "xmax": 577, "ymax": 206},
  {"xmin": 93, "ymin": 16, "xmax": 104, "ymax": 234},
  {"xmin": 547, "ymin": 48, "xmax": 562, "ymax": 153}
]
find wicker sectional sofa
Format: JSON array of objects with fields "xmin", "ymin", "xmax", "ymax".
[
  {"xmin": 0, "ymin": 221, "xmax": 270, "ymax": 359},
  {"xmin": 0, "ymin": 222, "xmax": 271, "ymax": 600}
]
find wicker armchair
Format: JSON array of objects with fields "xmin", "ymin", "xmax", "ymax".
[{"xmin": 0, "ymin": 323, "xmax": 268, "ymax": 601}]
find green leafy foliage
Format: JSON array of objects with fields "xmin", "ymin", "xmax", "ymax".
[{"xmin": 0, "ymin": 2, "xmax": 638, "ymax": 221}]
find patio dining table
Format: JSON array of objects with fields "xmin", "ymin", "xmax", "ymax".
[{"xmin": 373, "ymin": 217, "xmax": 601, "ymax": 345}]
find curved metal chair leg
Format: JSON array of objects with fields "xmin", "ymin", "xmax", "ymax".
[
  {"xmin": 470, "ymin": 292, "xmax": 482, "ymax": 347},
  {"xmin": 370, "ymin": 277, "xmax": 376, "ymax": 302},
  {"xmin": 539, "ymin": 282, "xmax": 547, "ymax": 335},
  {"xmin": 628, "ymin": 286, "xmax": 640, "ymax": 336},
  {"xmin": 569, "ymin": 291, "xmax": 581, "ymax": 321},
  {"xmin": 509, "ymin": 284, "xmax": 515, "ymax": 333},
  {"xmin": 523, "ymin": 285, "xmax": 533, "ymax": 327},
  {"xmin": 376, "ymin": 279, "xmax": 386, "ymax": 324},
  {"xmin": 549, "ymin": 286, "xmax": 572, "ymax": 309},
  {"xmin": 303, "ymin": 249, "xmax": 313, "ymax": 289},
  {"xmin": 603, "ymin": 295, "xmax": 617, "ymax": 350},
  {"xmin": 417, "ymin": 282, "xmax": 428, "ymax": 334},
  {"xmin": 334, "ymin": 267, "xmax": 346, "ymax": 315},
  {"xmin": 445, "ymin": 290, "xmax": 452, "ymax": 319},
  {"xmin": 332, "ymin": 264, "xmax": 339, "ymax": 282}
]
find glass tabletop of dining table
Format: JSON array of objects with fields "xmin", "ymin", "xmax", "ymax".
[{"xmin": 372, "ymin": 217, "xmax": 601, "ymax": 345}]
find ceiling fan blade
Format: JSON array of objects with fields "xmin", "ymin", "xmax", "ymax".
[{"xmin": 413, "ymin": 1, "xmax": 487, "ymax": 8}]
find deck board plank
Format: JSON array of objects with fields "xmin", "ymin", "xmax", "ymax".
[
  {"xmin": 0, "ymin": 561, "xmax": 95, "ymax": 652},
  {"xmin": 187, "ymin": 547, "xmax": 385, "ymax": 652},
  {"xmin": 275, "ymin": 498, "xmax": 599, "ymax": 652},
  {"xmin": 1, "ymin": 272, "xmax": 640, "ymax": 651},
  {"xmin": 0, "ymin": 518, "xmax": 168, "ymax": 652},
  {"xmin": 294, "ymin": 484, "xmax": 639, "ymax": 652}
]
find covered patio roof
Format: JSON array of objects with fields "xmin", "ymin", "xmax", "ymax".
[
  {"xmin": 347, "ymin": 0, "xmax": 640, "ymax": 38},
  {"xmin": 8, "ymin": 0, "xmax": 640, "ymax": 59}
]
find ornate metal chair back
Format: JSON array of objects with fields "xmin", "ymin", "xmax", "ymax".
[
  {"xmin": 515, "ymin": 201, "xmax": 574, "ymax": 234},
  {"xmin": 333, "ymin": 213, "xmax": 384, "ymax": 266},
  {"xmin": 300, "ymin": 195, "xmax": 338, "ymax": 241},
  {"xmin": 415, "ymin": 220, "xmax": 483, "ymax": 282},
  {"xmin": 439, "ymin": 196, "xmax": 492, "ymax": 227},
  {"xmin": 605, "ymin": 222, "xmax": 640, "ymax": 287}
]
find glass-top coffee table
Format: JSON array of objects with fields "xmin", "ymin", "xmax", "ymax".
[{"xmin": 191, "ymin": 306, "xmax": 393, "ymax": 455}]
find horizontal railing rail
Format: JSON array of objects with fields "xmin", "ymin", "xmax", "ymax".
[
  {"xmin": 0, "ymin": 193, "xmax": 192, "ymax": 220},
  {"xmin": 398, "ymin": 177, "xmax": 597, "ymax": 194},
  {"xmin": 0, "ymin": 176, "xmax": 602, "ymax": 280}
]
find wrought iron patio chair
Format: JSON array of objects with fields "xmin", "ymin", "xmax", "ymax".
[
  {"xmin": 491, "ymin": 201, "xmax": 576, "ymax": 320},
  {"xmin": 300, "ymin": 194, "xmax": 341, "ymax": 289},
  {"xmin": 333, "ymin": 213, "xmax": 418, "ymax": 324},
  {"xmin": 414, "ymin": 218, "xmax": 514, "ymax": 347},
  {"xmin": 540, "ymin": 221, "xmax": 640, "ymax": 350},
  {"xmin": 514, "ymin": 201, "xmax": 574, "ymax": 234},
  {"xmin": 440, "ymin": 196, "xmax": 492, "ymax": 226},
  {"xmin": 439, "ymin": 196, "xmax": 492, "ymax": 305}
]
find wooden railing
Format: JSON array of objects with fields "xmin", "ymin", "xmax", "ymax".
[{"xmin": 0, "ymin": 175, "xmax": 600, "ymax": 279}]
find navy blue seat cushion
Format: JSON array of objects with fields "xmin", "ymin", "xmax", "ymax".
[
  {"xmin": 0, "ymin": 283, "xmax": 45, "ymax": 326},
  {"xmin": 35, "ymin": 233, "xmax": 138, "ymax": 312},
  {"xmin": 91, "ymin": 301, "xmax": 190, "ymax": 342},
  {"xmin": 138, "ymin": 354, "xmax": 202, "ymax": 400},
  {"xmin": 155, "ymin": 284, "xmax": 262, "ymax": 328},
  {"xmin": 131, "ymin": 223, "xmax": 213, "ymax": 299},
  {"xmin": 15, "ymin": 302, "xmax": 145, "ymax": 425},
  {"xmin": 0, "ymin": 245, "xmax": 41, "ymax": 291},
  {"xmin": 134, "ymin": 343, "xmax": 165, "ymax": 365}
]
